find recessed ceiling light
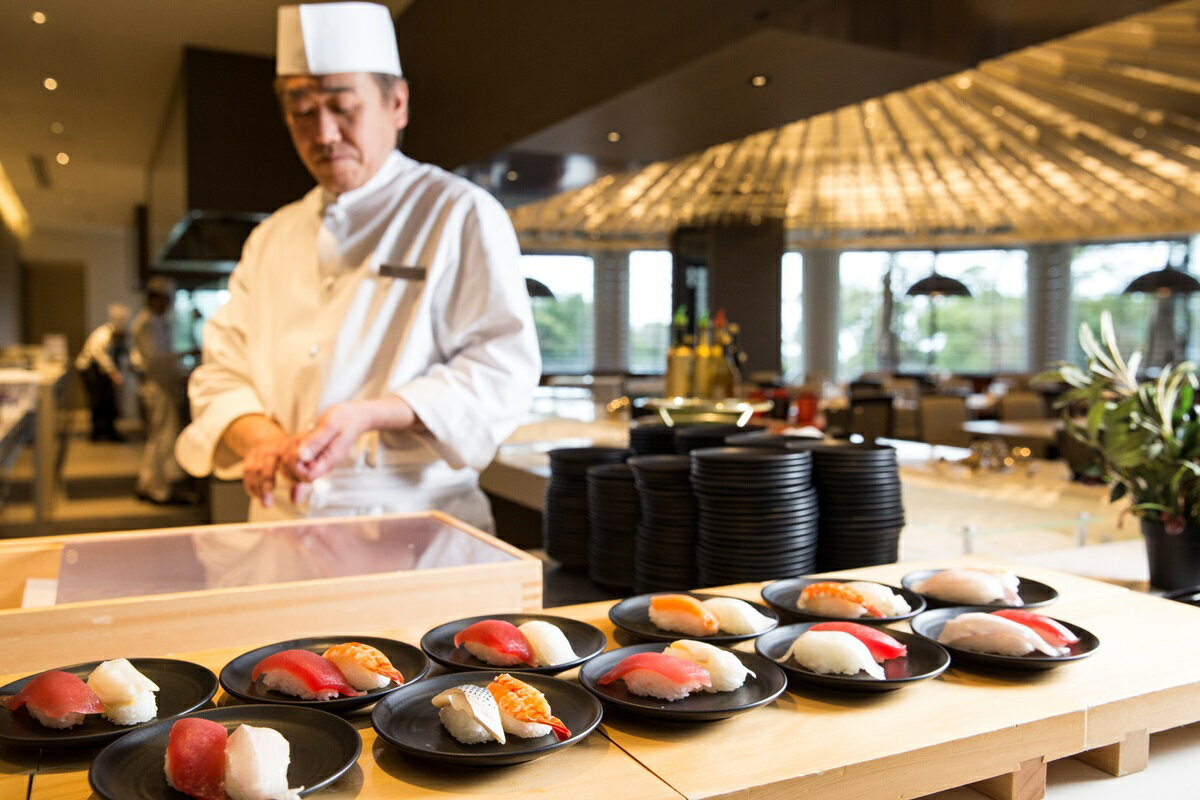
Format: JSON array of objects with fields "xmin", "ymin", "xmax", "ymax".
[
  {"xmin": 31, "ymin": 11, "xmax": 46, "ymax": 24},
  {"xmin": 505, "ymin": 170, "xmax": 518, "ymax": 181},
  {"xmin": 956, "ymin": 75, "xmax": 973, "ymax": 90},
  {"xmin": 50, "ymin": 122, "xmax": 63, "ymax": 134},
  {"xmin": 55, "ymin": 152, "xmax": 69, "ymax": 165},
  {"xmin": 749, "ymin": 74, "xmax": 769, "ymax": 88},
  {"xmin": 43, "ymin": 77, "xmax": 58, "ymax": 91},
  {"xmin": 606, "ymin": 131, "xmax": 621, "ymax": 143}
]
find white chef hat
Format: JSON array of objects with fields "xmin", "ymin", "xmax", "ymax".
[{"xmin": 277, "ymin": 2, "xmax": 402, "ymax": 77}]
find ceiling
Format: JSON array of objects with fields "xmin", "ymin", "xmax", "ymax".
[{"xmin": 0, "ymin": 0, "xmax": 1173, "ymax": 239}]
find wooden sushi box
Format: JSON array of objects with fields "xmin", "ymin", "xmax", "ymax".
[{"xmin": 0, "ymin": 511, "xmax": 542, "ymax": 674}]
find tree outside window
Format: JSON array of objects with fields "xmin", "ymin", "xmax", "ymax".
[
  {"xmin": 627, "ymin": 250, "xmax": 671, "ymax": 373},
  {"xmin": 521, "ymin": 254, "xmax": 594, "ymax": 374}
]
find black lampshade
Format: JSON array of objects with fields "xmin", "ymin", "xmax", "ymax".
[
  {"xmin": 525, "ymin": 277, "xmax": 556, "ymax": 299},
  {"xmin": 906, "ymin": 272, "xmax": 972, "ymax": 298},
  {"xmin": 1123, "ymin": 262, "xmax": 1200, "ymax": 296}
]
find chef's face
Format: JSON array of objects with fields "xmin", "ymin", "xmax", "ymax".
[{"xmin": 278, "ymin": 73, "xmax": 409, "ymax": 195}]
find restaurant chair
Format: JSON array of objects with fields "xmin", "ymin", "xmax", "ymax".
[
  {"xmin": 998, "ymin": 391, "xmax": 1050, "ymax": 457},
  {"xmin": 917, "ymin": 395, "xmax": 972, "ymax": 447},
  {"xmin": 849, "ymin": 395, "xmax": 893, "ymax": 444}
]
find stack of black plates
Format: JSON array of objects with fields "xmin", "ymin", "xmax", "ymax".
[
  {"xmin": 544, "ymin": 447, "xmax": 630, "ymax": 571},
  {"xmin": 725, "ymin": 431, "xmax": 827, "ymax": 451},
  {"xmin": 629, "ymin": 422, "xmax": 677, "ymax": 456},
  {"xmin": 690, "ymin": 447, "xmax": 819, "ymax": 585},
  {"xmin": 628, "ymin": 455, "xmax": 698, "ymax": 592},
  {"xmin": 811, "ymin": 443, "xmax": 905, "ymax": 570},
  {"xmin": 586, "ymin": 464, "xmax": 638, "ymax": 591},
  {"xmin": 675, "ymin": 423, "xmax": 767, "ymax": 454}
]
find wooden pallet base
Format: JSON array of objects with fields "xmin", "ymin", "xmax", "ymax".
[
  {"xmin": 1074, "ymin": 729, "xmax": 1150, "ymax": 777},
  {"xmin": 971, "ymin": 756, "xmax": 1047, "ymax": 800}
]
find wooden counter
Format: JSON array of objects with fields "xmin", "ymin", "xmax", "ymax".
[{"xmin": 6, "ymin": 557, "xmax": 1200, "ymax": 800}]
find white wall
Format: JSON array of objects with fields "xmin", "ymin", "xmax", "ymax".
[{"xmin": 22, "ymin": 224, "xmax": 139, "ymax": 332}]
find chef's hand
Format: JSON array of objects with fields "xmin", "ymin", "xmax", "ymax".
[
  {"xmin": 224, "ymin": 415, "xmax": 302, "ymax": 508},
  {"xmin": 285, "ymin": 397, "xmax": 418, "ymax": 488}
]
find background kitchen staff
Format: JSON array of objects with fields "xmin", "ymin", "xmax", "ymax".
[{"xmin": 174, "ymin": 2, "xmax": 540, "ymax": 529}]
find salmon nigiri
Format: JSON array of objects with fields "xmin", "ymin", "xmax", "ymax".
[
  {"xmin": 810, "ymin": 622, "xmax": 907, "ymax": 662},
  {"xmin": 598, "ymin": 651, "xmax": 712, "ymax": 700},
  {"xmin": 648, "ymin": 594, "xmax": 720, "ymax": 637},
  {"xmin": 453, "ymin": 620, "xmax": 537, "ymax": 667},
  {"xmin": 251, "ymin": 649, "xmax": 363, "ymax": 700},
  {"xmin": 2, "ymin": 670, "xmax": 103, "ymax": 729},
  {"xmin": 991, "ymin": 610, "xmax": 1079, "ymax": 651},
  {"xmin": 164, "ymin": 717, "xmax": 228, "ymax": 800}
]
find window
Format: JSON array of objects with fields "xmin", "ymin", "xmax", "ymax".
[
  {"xmin": 520, "ymin": 254, "xmax": 594, "ymax": 373},
  {"xmin": 781, "ymin": 252, "xmax": 803, "ymax": 381},
  {"xmin": 627, "ymin": 250, "xmax": 671, "ymax": 373}
]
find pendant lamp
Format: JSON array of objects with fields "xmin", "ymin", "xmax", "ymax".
[
  {"xmin": 1122, "ymin": 252, "xmax": 1197, "ymax": 368},
  {"xmin": 905, "ymin": 256, "xmax": 972, "ymax": 370}
]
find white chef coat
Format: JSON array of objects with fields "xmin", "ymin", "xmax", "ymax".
[
  {"xmin": 175, "ymin": 151, "xmax": 540, "ymax": 529},
  {"xmin": 74, "ymin": 323, "xmax": 122, "ymax": 374}
]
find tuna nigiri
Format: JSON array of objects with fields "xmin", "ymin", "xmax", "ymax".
[
  {"xmin": 810, "ymin": 622, "xmax": 908, "ymax": 662},
  {"xmin": 453, "ymin": 620, "xmax": 537, "ymax": 667},
  {"xmin": 796, "ymin": 582, "xmax": 884, "ymax": 618},
  {"xmin": 597, "ymin": 651, "xmax": 712, "ymax": 700},
  {"xmin": 251, "ymin": 649, "xmax": 363, "ymax": 700},
  {"xmin": 164, "ymin": 717, "xmax": 228, "ymax": 800},
  {"xmin": 938, "ymin": 612, "xmax": 1060, "ymax": 656},
  {"xmin": 488, "ymin": 673, "xmax": 571, "ymax": 741},
  {"xmin": 321, "ymin": 642, "xmax": 404, "ymax": 691},
  {"xmin": 991, "ymin": 610, "xmax": 1079, "ymax": 651},
  {"xmin": 1, "ymin": 670, "xmax": 103, "ymax": 729},
  {"xmin": 648, "ymin": 594, "xmax": 720, "ymax": 637}
]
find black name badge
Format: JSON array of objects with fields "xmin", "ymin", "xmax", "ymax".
[{"xmin": 379, "ymin": 264, "xmax": 427, "ymax": 280}]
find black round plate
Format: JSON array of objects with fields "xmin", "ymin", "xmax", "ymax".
[
  {"xmin": 910, "ymin": 607, "xmax": 1100, "ymax": 670},
  {"xmin": 761, "ymin": 577, "xmax": 925, "ymax": 624},
  {"xmin": 0, "ymin": 658, "xmax": 218, "ymax": 750},
  {"xmin": 371, "ymin": 670, "xmax": 602, "ymax": 765},
  {"xmin": 578, "ymin": 642, "xmax": 786, "ymax": 721},
  {"xmin": 901, "ymin": 570, "xmax": 1058, "ymax": 609},
  {"xmin": 755, "ymin": 623, "xmax": 950, "ymax": 692},
  {"xmin": 609, "ymin": 592, "xmax": 780, "ymax": 642},
  {"xmin": 220, "ymin": 636, "xmax": 429, "ymax": 712},
  {"xmin": 88, "ymin": 704, "xmax": 359, "ymax": 799},
  {"xmin": 420, "ymin": 614, "xmax": 607, "ymax": 674}
]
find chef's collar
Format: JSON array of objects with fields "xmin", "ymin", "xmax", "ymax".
[{"xmin": 319, "ymin": 150, "xmax": 405, "ymax": 215}]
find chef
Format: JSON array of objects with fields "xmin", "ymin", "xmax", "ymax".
[{"xmin": 175, "ymin": 1, "xmax": 540, "ymax": 531}]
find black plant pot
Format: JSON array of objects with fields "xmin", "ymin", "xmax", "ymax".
[{"xmin": 1141, "ymin": 517, "xmax": 1200, "ymax": 591}]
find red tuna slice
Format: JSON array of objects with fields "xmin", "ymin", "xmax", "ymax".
[
  {"xmin": 453, "ymin": 619, "xmax": 537, "ymax": 666},
  {"xmin": 991, "ymin": 610, "xmax": 1080, "ymax": 650},
  {"xmin": 3, "ymin": 670, "xmax": 103, "ymax": 719},
  {"xmin": 164, "ymin": 717, "xmax": 228, "ymax": 800},
  {"xmin": 597, "ymin": 652, "xmax": 712, "ymax": 687},
  {"xmin": 251, "ymin": 649, "xmax": 364, "ymax": 697},
  {"xmin": 810, "ymin": 622, "xmax": 908, "ymax": 662}
]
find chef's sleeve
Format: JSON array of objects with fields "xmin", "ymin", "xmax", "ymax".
[{"xmin": 393, "ymin": 190, "xmax": 541, "ymax": 471}]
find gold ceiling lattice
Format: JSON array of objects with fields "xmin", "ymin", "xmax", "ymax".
[{"xmin": 511, "ymin": 1, "xmax": 1200, "ymax": 251}]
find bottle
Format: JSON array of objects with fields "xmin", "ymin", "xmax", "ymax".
[
  {"xmin": 708, "ymin": 310, "xmax": 736, "ymax": 400},
  {"xmin": 692, "ymin": 311, "xmax": 714, "ymax": 399},
  {"xmin": 664, "ymin": 306, "xmax": 693, "ymax": 398}
]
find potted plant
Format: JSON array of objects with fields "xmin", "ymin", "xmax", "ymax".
[{"xmin": 1041, "ymin": 312, "xmax": 1200, "ymax": 590}]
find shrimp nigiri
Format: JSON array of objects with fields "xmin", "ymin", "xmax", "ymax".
[
  {"xmin": 251, "ymin": 649, "xmax": 363, "ymax": 700},
  {"xmin": 648, "ymin": 594, "xmax": 720, "ymax": 637},
  {"xmin": 1, "ymin": 670, "xmax": 103, "ymax": 729},
  {"xmin": 487, "ymin": 673, "xmax": 571, "ymax": 741},
  {"xmin": 321, "ymin": 643, "xmax": 404, "ymax": 691},
  {"xmin": 809, "ymin": 622, "xmax": 907, "ymax": 662},
  {"xmin": 598, "ymin": 651, "xmax": 712, "ymax": 701},
  {"xmin": 453, "ymin": 620, "xmax": 537, "ymax": 667},
  {"xmin": 796, "ymin": 582, "xmax": 884, "ymax": 618}
]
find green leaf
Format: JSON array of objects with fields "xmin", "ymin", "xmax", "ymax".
[{"xmin": 1110, "ymin": 483, "xmax": 1128, "ymax": 503}]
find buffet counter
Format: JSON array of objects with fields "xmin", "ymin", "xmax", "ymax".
[
  {"xmin": 0, "ymin": 363, "xmax": 69, "ymax": 533},
  {"xmin": 4, "ymin": 557, "xmax": 1200, "ymax": 800}
]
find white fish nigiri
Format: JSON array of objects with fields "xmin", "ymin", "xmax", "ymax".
[
  {"xmin": 224, "ymin": 724, "xmax": 301, "ymax": 800},
  {"xmin": 517, "ymin": 620, "xmax": 578, "ymax": 667},
  {"xmin": 912, "ymin": 569, "xmax": 1021, "ymax": 606},
  {"xmin": 431, "ymin": 684, "xmax": 506, "ymax": 744},
  {"xmin": 701, "ymin": 597, "xmax": 775, "ymax": 635},
  {"xmin": 938, "ymin": 612, "xmax": 1061, "ymax": 656},
  {"xmin": 663, "ymin": 640, "xmax": 756, "ymax": 692},
  {"xmin": 86, "ymin": 658, "xmax": 160, "ymax": 726},
  {"xmin": 779, "ymin": 631, "xmax": 885, "ymax": 679},
  {"xmin": 844, "ymin": 582, "xmax": 911, "ymax": 617}
]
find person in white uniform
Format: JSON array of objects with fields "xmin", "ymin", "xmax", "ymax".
[
  {"xmin": 75, "ymin": 303, "xmax": 130, "ymax": 442},
  {"xmin": 174, "ymin": 2, "xmax": 540, "ymax": 531},
  {"xmin": 133, "ymin": 277, "xmax": 187, "ymax": 503}
]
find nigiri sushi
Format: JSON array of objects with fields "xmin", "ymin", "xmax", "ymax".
[
  {"xmin": 701, "ymin": 597, "xmax": 775, "ymax": 635},
  {"xmin": 487, "ymin": 673, "xmax": 571, "ymax": 741},
  {"xmin": 453, "ymin": 620, "xmax": 537, "ymax": 667},
  {"xmin": 251, "ymin": 649, "xmax": 363, "ymax": 700},
  {"xmin": 224, "ymin": 724, "xmax": 301, "ymax": 800},
  {"xmin": 164, "ymin": 717, "xmax": 228, "ymax": 800},
  {"xmin": 843, "ymin": 582, "xmax": 911, "ymax": 617},
  {"xmin": 778, "ymin": 631, "xmax": 885, "ymax": 679},
  {"xmin": 597, "ymin": 651, "xmax": 712, "ymax": 701},
  {"xmin": 1, "ymin": 670, "xmax": 102, "ymax": 729},
  {"xmin": 87, "ymin": 658, "xmax": 160, "ymax": 725},
  {"xmin": 517, "ymin": 620, "xmax": 578, "ymax": 667},
  {"xmin": 647, "ymin": 594, "xmax": 720, "ymax": 637},
  {"xmin": 991, "ymin": 610, "xmax": 1079, "ymax": 650},
  {"xmin": 321, "ymin": 642, "xmax": 404, "ymax": 691},
  {"xmin": 911, "ymin": 569, "xmax": 1022, "ymax": 606},
  {"xmin": 937, "ymin": 612, "xmax": 1061, "ymax": 656},
  {"xmin": 432, "ymin": 684, "xmax": 506, "ymax": 744},
  {"xmin": 809, "ymin": 622, "xmax": 907, "ymax": 662},
  {"xmin": 662, "ymin": 640, "xmax": 755, "ymax": 692},
  {"xmin": 795, "ymin": 582, "xmax": 884, "ymax": 619}
]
